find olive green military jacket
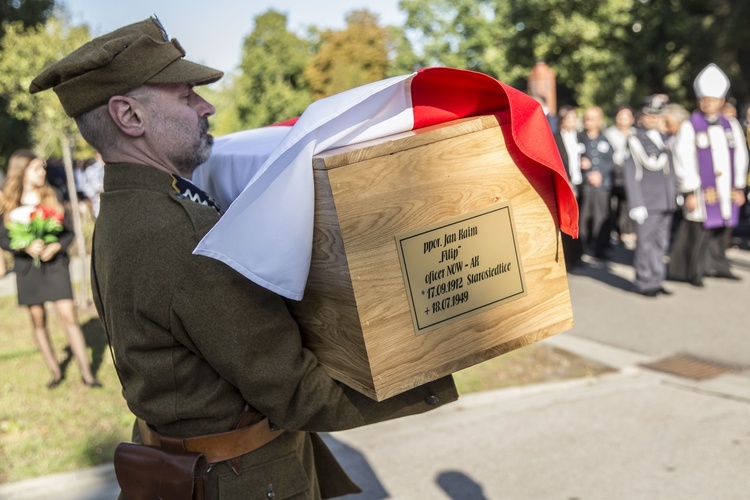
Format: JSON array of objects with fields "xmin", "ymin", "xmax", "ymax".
[{"xmin": 92, "ymin": 164, "xmax": 458, "ymax": 499}]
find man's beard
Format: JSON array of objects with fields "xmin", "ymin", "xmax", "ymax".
[{"xmin": 174, "ymin": 118, "xmax": 213, "ymax": 178}]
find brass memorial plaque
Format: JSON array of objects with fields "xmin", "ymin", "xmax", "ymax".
[{"xmin": 395, "ymin": 203, "xmax": 526, "ymax": 335}]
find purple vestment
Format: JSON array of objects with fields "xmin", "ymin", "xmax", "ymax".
[{"xmin": 689, "ymin": 112, "xmax": 738, "ymax": 228}]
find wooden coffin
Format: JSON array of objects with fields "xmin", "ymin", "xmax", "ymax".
[{"xmin": 286, "ymin": 114, "xmax": 574, "ymax": 400}]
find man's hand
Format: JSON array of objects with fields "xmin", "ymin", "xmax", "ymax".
[
  {"xmin": 587, "ymin": 170, "xmax": 602, "ymax": 187},
  {"xmin": 581, "ymin": 157, "xmax": 592, "ymax": 171},
  {"xmin": 732, "ymin": 188, "xmax": 745, "ymax": 206},
  {"xmin": 684, "ymin": 193, "xmax": 698, "ymax": 212}
]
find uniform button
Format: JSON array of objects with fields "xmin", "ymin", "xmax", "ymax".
[
  {"xmin": 425, "ymin": 395, "xmax": 440, "ymax": 406},
  {"xmin": 593, "ymin": 158, "xmax": 600, "ymax": 165}
]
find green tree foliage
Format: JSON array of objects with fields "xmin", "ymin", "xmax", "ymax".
[
  {"xmin": 399, "ymin": 0, "xmax": 511, "ymax": 77},
  {"xmin": 503, "ymin": 0, "xmax": 634, "ymax": 109},
  {"xmin": 385, "ymin": 25, "xmax": 420, "ymax": 77},
  {"xmin": 624, "ymin": 0, "xmax": 750, "ymax": 107},
  {"xmin": 0, "ymin": 15, "xmax": 89, "ymax": 158},
  {"xmin": 0, "ymin": 0, "xmax": 55, "ymax": 169},
  {"xmin": 305, "ymin": 10, "xmax": 390, "ymax": 98},
  {"xmin": 0, "ymin": 0, "xmax": 53, "ymax": 30},
  {"xmin": 232, "ymin": 10, "xmax": 313, "ymax": 129},
  {"xmin": 400, "ymin": 0, "xmax": 750, "ymax": 114}
]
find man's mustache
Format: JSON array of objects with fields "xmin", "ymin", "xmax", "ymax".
[{"xmin": 201, "ymin": 119, "xmax": 213, "ymax": 145}]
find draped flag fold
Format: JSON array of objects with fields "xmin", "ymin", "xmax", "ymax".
[{"xmin": 193, "ymin": 67, "xmax": 578, "ymax": 300}]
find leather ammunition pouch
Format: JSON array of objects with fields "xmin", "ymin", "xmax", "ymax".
[
  {"xmin": 114, "ymin": 414, "xmax": 283, "ymax": 499},
  {"xmin": 114, "ymin": 442, "xmax": 208, "ymax": 500}
]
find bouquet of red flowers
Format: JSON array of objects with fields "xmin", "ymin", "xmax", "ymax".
[{"xmin": 7, "ymin": 205, "xmax": 64, "ymax": 266}]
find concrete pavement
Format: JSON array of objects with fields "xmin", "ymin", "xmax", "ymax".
[{"xmin": 1, "ymin": 244, "xmax": 749, "ymax": 499}]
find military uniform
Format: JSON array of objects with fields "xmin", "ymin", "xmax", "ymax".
[
  {"xmin": 623, "ymin": 127, "xmax": 676, "ymax": 294},
  {"xmin": 92, "ymin": 164, "xmax": 458, "ymax": 499},
  {"xmin": 30, "ymin": 17, "xmax": 457, "ymax": 498}
]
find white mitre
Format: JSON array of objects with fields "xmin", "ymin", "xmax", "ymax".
[{"xmin": 694, "ymin": 63, "xmax": 730, "ymax": 99}]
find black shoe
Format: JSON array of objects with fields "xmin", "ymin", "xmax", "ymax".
[
  {"xmin": 689, "ymin": 278, "xmax": 704, "ymax": 288},
  {"xmin": 716, "ymin": 272, "xmax": 742, "ymax": 281},
  {"xmin": 658, "ymin": 287, "xmax": 673, "ymax": 296},
  {"xmin": 47, "ymin": 377, "xmax": 63, "ymax": 389},
  {"xmin": 634, "ymin": 288, "xmax": 659, "ymax": 297},
  {"xmin": 82, "ymin": 377, "xmax": 103, "ymax": 389}
]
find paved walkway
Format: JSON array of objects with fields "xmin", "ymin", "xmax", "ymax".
[{"xmin": 1, "ymin": 244, "xmax": 748, "ymax": 499}]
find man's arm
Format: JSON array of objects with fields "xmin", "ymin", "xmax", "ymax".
[{"xmin": 172, "ymin": 251, "xmax": 457, "ymax": 433}]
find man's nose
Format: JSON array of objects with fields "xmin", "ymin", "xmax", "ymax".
[{"xmin": 195, "ymin": 94, "xmax": 216, "ymax": 117}]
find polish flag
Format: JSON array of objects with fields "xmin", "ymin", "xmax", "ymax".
[{"xmin": 193, "ymin": 67, "xmax": 577, "ymax": 300}]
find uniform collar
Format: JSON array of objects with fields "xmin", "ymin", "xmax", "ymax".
[
  {"xmin": 103, "ymin": 163, "xmax": 222, "ymax": 214},
  {"xmin": 103, "ymin": 163, "xmax": 176, "ymax": 193}
]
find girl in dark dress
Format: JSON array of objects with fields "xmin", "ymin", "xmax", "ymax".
[{"xmin": 0, "ymin": 150, "xmax": 100, "ymax": 389}]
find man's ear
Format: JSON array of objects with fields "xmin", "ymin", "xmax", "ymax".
[{"xmin": 108, "ymin": 96, "xmax": 145, "ymax": 137}]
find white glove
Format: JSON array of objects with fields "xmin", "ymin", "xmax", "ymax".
[{"xmin": 629, "ymin": 206, "xmax": 648, "ymax": 225}]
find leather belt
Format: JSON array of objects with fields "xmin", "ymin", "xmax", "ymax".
[{"xmin": 138, "ymin": 417, "xmax": 283, "ymax": 465}]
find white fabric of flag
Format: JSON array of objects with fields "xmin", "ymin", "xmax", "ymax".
[{"xmin": 193, "ymin": 74, "xmax": 416, "ymax": 300}]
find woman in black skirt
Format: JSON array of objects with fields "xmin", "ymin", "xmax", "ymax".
[{"xmin": 0, "ymin": 150, "xmax": 100, "ymax": 389}]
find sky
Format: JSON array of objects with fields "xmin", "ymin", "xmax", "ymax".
[{"xmin": 60, "ymin": 0, "xmax": 405, "ymax": 76}]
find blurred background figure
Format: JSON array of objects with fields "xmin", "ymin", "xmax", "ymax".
[
  {"xmin": 553, "ymin": 105, "xmax": 584, "ymax": 269},
  {"xmin": 579, "ymin": 106, "xmax": 615, "ymax": 259},
  {"xmin": 622, "ymin": 95, "xmax": 676, "ymax": 297},
  {"xmin": 661, "ymin": 102, "xmax": 691, "ymax": 240},
  {"xmin": 82, "ymin": 152, "xmax": 104, "ymax": 219},
  {"xmin": 0, "ymin": 149, "xmax": 101, "ymax": 389},
  {"xmin": 670, "ymin": 64, "xmax": 749, "ymax": 286},
  {"xmin": 741, "ymin": 103, "xmax": 750, "ymax": 144},
  {"xmin": 662, "ymin": 103, "xmax": 690, "ymax": 150},
  {"xmin": 605, "ymin": 105, "xmax": 637, "ymax": 250},
  {"xmin": 742, "ymin": 103, "xmax": 750, "ymax": 222},
  {"xmin": 532, "ymin": 94, "xmax": 558, "ymax": 133},
  {"xmin": 721, "ymin": 101, "xmax": 737, "ymax": 120}
]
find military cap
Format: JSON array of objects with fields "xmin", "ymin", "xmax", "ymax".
[
  {"xmin": 30, "ymin": 16, "xmax": 223, "ymax": 117},
  {"xmin": 640, "ymin": 94, "xmax": 667, "ymax": 116}
]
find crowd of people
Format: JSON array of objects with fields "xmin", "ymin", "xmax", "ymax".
[{"xmin": 551, "ymin": 63, "xmax": 749, "ymax": 297}]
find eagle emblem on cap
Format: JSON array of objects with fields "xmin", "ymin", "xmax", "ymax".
[{"xmin": 151, "ymin": 15, "xmax": 170, "ymax": 42}]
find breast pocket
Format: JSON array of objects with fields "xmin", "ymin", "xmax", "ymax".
[{"xmin": 218, "ymin": 451, "xmax": 310, "ymax": 499}]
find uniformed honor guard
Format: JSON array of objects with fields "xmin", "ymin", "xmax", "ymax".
[
  {"xmin": 623, "ymin": 96, "xmax": 677, "ymax": 297},
  {"xmin": 30, "ymin": 17, "xmax": 457, "ymax": 499},
  {"xmin": 670, "ymin": 64, "xmax": 749, "ymax": 286}
]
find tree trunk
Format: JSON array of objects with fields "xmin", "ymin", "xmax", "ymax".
[{"xmin": 60, "ymin": 134, "xmax": 89, "ymax": 309}]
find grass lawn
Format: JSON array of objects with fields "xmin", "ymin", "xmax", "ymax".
[
  {"xmin": 0, "ymin": 284, "xmax": 609, "ymax": 484},
  {"xmin": 0, "ymin": 293, "xmax": 133, "ymax": 484}
]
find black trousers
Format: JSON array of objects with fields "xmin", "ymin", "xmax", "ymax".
[{"xmin": 579, "ymin": 188, "xmax": 612, "ymax": 257}]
